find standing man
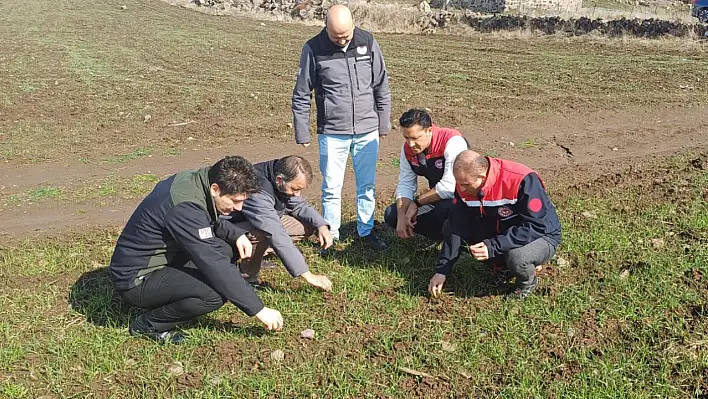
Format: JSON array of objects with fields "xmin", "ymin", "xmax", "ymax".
[
  {"xmin": 292, "ymin": 4, "xmax": 391, "ymax": 250},
  {"xmin": 234, "ymin": 156, "xmax": 334, "ymax": 290},
  {"xmin": 384, "ymin": 108, "xmax": 468, "ymax": 241},
  {"xmin": 109, "ymin": 156, "xmax": 284, "ymax": 344},
  {"xmin": 429, "ymin": 151, "xmax": 562, "ymax": 300}
]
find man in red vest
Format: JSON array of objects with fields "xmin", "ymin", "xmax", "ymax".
[
  {"xmin": 384, "ymin": 109, "xmax": 468, "ymax": 241},
  {"xmin": 429, "ymin": 150, "xmax": 562, "ymax": 299}
]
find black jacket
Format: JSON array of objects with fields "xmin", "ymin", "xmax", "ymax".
[{"xmin": 108, "ymin": 167, "xmax": 264, "ymax": 316}]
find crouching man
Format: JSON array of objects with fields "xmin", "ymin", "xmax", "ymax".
[
  {"xmin": 109, "ymin": 156, "xmax": 283, "ymax": 344},
  {"xmin": 384, "ymin": 108, "xmax": 468, "ymax": 241},
  {"xmin": 234, "ymin": 155, "xmax": 334, "ymax": 291},
  {"xmin": 429, "ymin": 151, "xmax": 562, "ymax": 300}
]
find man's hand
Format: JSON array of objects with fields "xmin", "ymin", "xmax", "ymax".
[
  {"xmin": 236, "ymin": 234, "xmax": 253, "ymax": 259},
  {"xmin": 301, "ymin": 271, "xmax": 332, "ymax": 291},
  {"xmin": 395, "ymin": 218, "xmax": 414, "ymax": 239},
  {"xmin": 405, "ymin": 202, "xmax": 419, "ymax": 225},
  {"xmin": 469, "ymin": 242, "xmax": 489, "ymax": 261},
  {"xmin": 300, "ymin": 143, "xmax": 311, "ymax": 148},
  {"xmin": 428, "ymin": 273, "xmax": 447, "ymax": 298},
  {"xmin": 255, "ymin": 307, "xmax": 283, "ymax": 331},
  {"xmin": 318, "ymin": 226, "xmax": 333, "ymax": 249}
]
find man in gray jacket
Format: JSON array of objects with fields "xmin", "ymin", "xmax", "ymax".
[
  {"xmin": 231, "ymin": 156, "xmax": 334, "ymax": 290},
  {"xmin": 292, "ymin": 4, "xmax": 391, "ymax": 250}
]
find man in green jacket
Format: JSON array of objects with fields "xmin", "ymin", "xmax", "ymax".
[{"xmin": 109, "ymin": 156, "xmax": 283, "ymax": 344}]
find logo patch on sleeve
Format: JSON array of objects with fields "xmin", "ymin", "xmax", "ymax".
[
  {"xmin": 528, "ymin": 198, "xmax": 543, "ymax": 213},
  {"xmin": 435, "ymin": 159, "xmax": 444, "ymax": 169},
  {"xmin": 198, "ymin": 227, "xmax": 214, "ymax": 240}
]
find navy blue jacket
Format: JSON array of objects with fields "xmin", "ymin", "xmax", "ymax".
[{"xmin": 436, "ymin": 157, "xmax": 561, "ymax": 275}]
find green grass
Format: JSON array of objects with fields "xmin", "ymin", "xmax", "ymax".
[
  {"xmin": 0, "ymin": 174, "xmax": 160, "ymax": 208},
  {"xmin": 103, "ymin": 148, "xmax": 153, "ymax": 164},
  {"xmin": 163, "ymin": 148, "xmax": 184, "ymax": 157},
  {"xmin": 0, "ymin": 154, "xmax": 706, "ymax": 397},
  {"xmin": 517, "ymin": 139, "xmax": 540, "ymax": 149}
]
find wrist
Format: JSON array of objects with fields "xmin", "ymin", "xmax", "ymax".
[{"xmin": 413, "ymin": 197, "xmax": 422, "ymax": 207}]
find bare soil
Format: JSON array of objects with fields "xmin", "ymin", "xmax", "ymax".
[{"xmin": 1, "ymin": 104, "xmax": 705, "ymax": 240}]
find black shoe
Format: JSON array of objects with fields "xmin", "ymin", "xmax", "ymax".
[
  {"xmin": 129, "ymin": 315, "xmax": 188, "ymax": 344},
  {"xmin": 319, "ymin": 238, "xmax": 339, "ymax": 257},
  {"xmin": 506, "ymin": 276, "xmax": 539, "ymax": 300},
  {"xmin": 260, "ymin": 260, "xmax": 278, "ymax": 269},
  {"xmin": 247, "ymin": 280, "xmax": 273, "ymax": 291},
  {"xmin": 361, "ymin": 233, "xmax": 388, "ymax": 250}
]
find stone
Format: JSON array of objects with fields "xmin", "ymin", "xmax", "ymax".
[
  {"xmin": 166, "ymin": 361, "xmax": 184, "ymax": 376},
  {"xmin": 581, "ymin": 211, "xmax": 597, "ymax": 219},
  {"xmin": 270, "ymin": 349, "xmax": 285, "ymax": 362},
  {"xmin": 418, "ymin": 0, "xmax": 431, "ymax": 12},
  {"xmin": 300, "ymin": 329, "xmax": 316, "ymax": 339},
  {"xmin": 650, "ymin": 238, "xmax": 665, "ymax": 249},
  {"xmin": 441, "ymin": 341, "xmax": 456, "ymax": 352},
  {"xmin": 619, "ymin": 269, "xmax": 630, "ymax": 280}
]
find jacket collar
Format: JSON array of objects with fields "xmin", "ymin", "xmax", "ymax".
[
  {"xmin": 197, "ymin": 167, "xmax": 219, "ymax": 221},
  {"xmin": 257, "ymin": 159, "xmax": 289, "ymax": 202},
  {"xmin": 318, "ymin": 27, "xmax": 364, "ymax": 53},
  {"xmin": 478, "ymin": 157, "xmax": 500, "ymax": 199}
]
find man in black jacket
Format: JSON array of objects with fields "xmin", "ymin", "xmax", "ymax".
[
  {"xmin": 109, "ymin": 156, "xmax": 284, "ymax": 344},
  {"xmin": 235, "ymin": 156, "xmax": 334, "ymax": 290}
]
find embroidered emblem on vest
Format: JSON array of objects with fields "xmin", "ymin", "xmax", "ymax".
[{"xmin": 498, "ymin": 206, "xmax": 513, "ymax": 217}]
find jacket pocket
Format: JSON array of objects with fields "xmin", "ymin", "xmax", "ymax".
[
  {"xmin": 323, "ymin": 93, "xmax": 334, "ymax": 121},
  {"xmin": 354, "ymin": 59, "xmax": 373, "ymax": 92}
]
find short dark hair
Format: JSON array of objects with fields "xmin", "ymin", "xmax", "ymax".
[
  {"xmin": 399, "ymin": 108, "xmax": 433, "ymax": 129},
  {"xmin": 274, "ymin": 155, "xmax": 313, "ymax": 185},
  {"xmin": 208, "ymin": 156, "xmax": 260, "ymax": 195}
]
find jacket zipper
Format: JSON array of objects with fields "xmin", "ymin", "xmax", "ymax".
[
  {"xmin": 345, "ymin": 48, "xmax": 356, "ymax": 133},
  {"xmin": 353, "ymin": 62, "xmax": 360, "ymax": 91}
]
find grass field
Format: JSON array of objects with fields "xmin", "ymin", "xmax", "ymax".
[
  {"xmin": 1, "ymin": 0, "xmax": 708, "ymax": 397},
  {"xmin": 1, "ymin": 153, "xmax": 707, "ymax": 397}
]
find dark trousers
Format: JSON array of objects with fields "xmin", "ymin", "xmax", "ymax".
[
  {"xmin": 239, "ymin": 214, "xmax": 314, "ymax": 283},
  {"xmin": 384, "ymin": 199, "xmax": 454, "ymax": 241},
  {"xmin": 442, "ymin": 220, "xmax": 556, "ymax": 284},
  {"xmin": 120, "ymin": 239, "xmax": 235, "ymax": 332}
]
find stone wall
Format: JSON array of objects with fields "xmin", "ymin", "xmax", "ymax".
[
  {"xmin": 183, "ymin": 0, "xmax": 707, "ymax": 37},
  {"xmin": 430, "ymin": 0, "xmax": 582, "ymax": 14}
]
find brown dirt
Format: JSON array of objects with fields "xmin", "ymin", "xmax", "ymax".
[
  {"xmin": 1, "ymin": 104, "xmax": 706, "ymax": 240},
  {"xmin": 176, "ymin": 371, "xmax": 204, "ymax": 388},
  {"xmin": 398, "ymin": 376, "xmax": 452, "ymax": 399},
  {"xmin": 539, "ymin": 311, "xmax": 624, "ymax": 360}
]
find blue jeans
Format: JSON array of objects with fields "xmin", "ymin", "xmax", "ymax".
[{"xmin": 318, "ymin": 131, "xmax": 379, "ymax": 239}]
